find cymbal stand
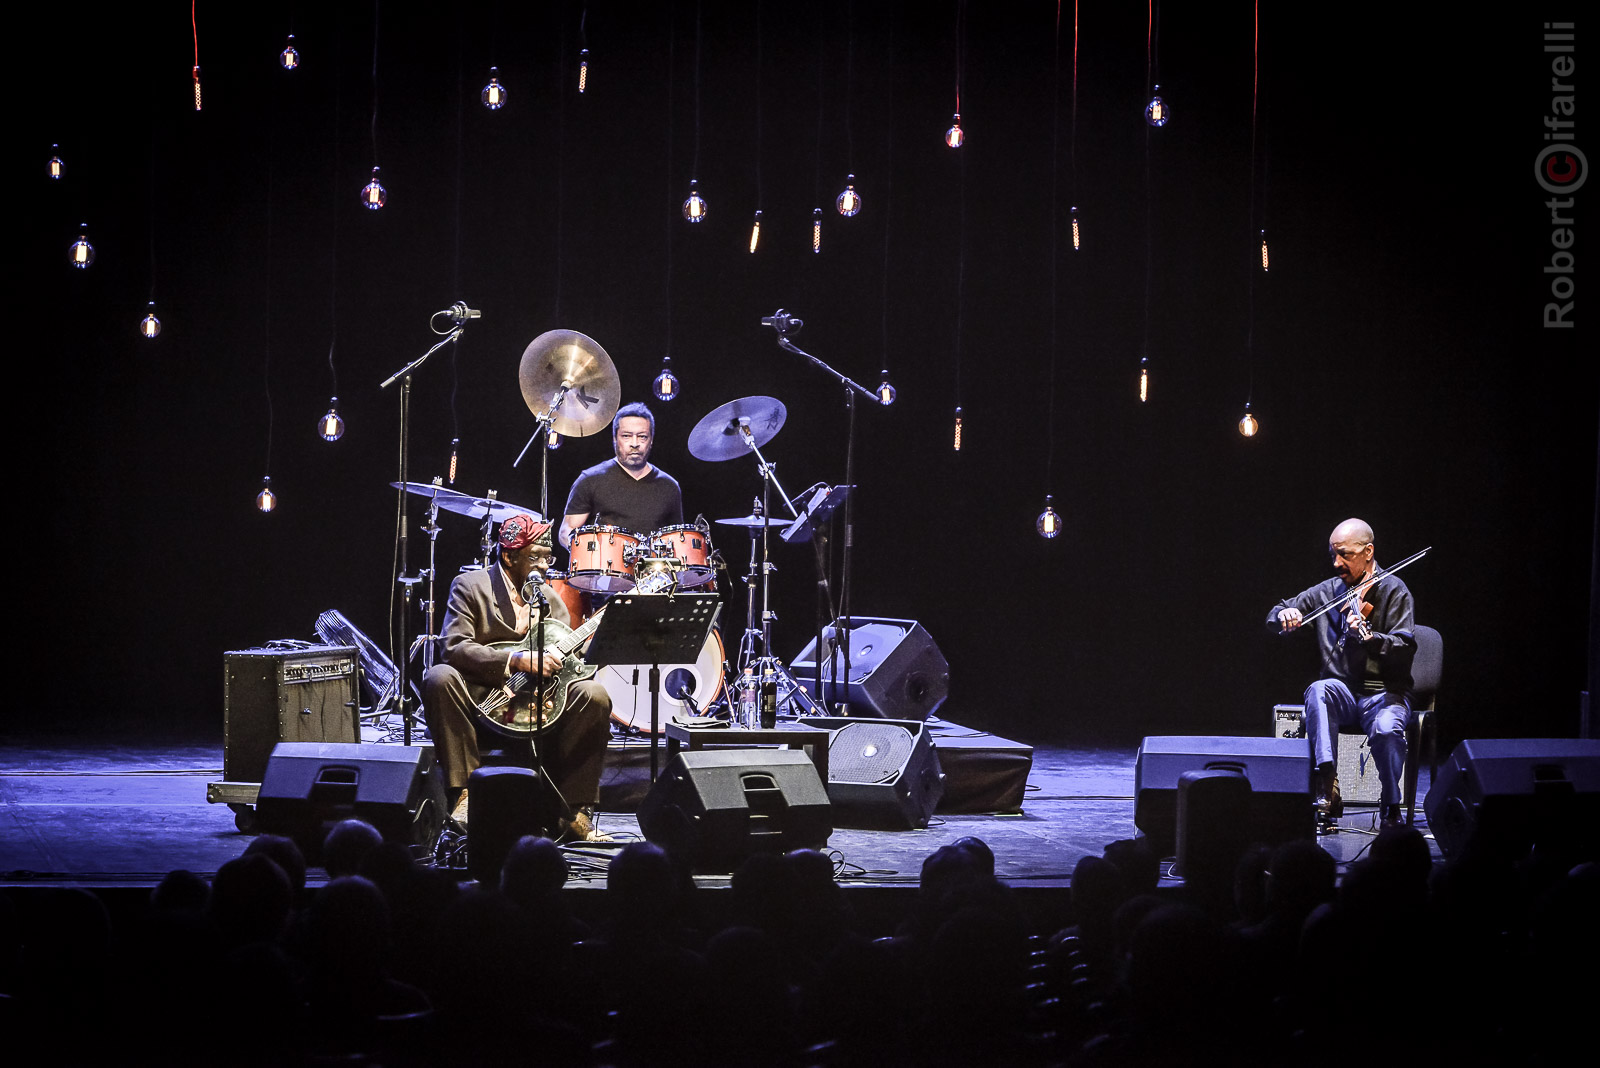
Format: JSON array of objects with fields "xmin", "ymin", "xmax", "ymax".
[
  {"xmin": 512, "ymin": 383, "xmax": 574, "ymax": 521},
  {"xmin": 736, "ymin": 426, "xmax": 825, "ymax": 719},
  {"xmin": 405, "ymin": 489, "xmax": 445, "ymax": 674},
  {"xmin": 381, "ymin": 315, "xmax": 469, "ymax": 746}
]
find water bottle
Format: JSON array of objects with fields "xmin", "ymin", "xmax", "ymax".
[
  {"xmin": 738, "ymin": 670, "xmax": 759, "ymax": 729},
  {"xmin": 760, "ymin": 664, "xmax": 778, "ymax": 730}
]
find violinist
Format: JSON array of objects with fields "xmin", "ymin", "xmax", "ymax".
[{"xmin": 1268, "ymin": 518, "xmax": 1417, "ymax": 828}]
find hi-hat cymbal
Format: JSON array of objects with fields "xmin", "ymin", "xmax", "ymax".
[
  {"xmin": 391, "ymin": 482, "xmax": 541, "ymax": 525},
  {"xmin": 518, "ymin": 329, "xmax": 621, "ymax": 437},
  {"xmin": 687, "ymin": 396, "xmax": 787, "ymax": 462},
  {"xmin": 713, "ymin": 514, "xmax": 790, "ymax": 528}
]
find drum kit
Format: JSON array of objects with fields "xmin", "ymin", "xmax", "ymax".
[{"xmin": 387, "ymin": 327, "xmax": 858, "ymax": 735}]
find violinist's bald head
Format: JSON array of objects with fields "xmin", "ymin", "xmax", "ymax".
[{"xmin": 1330, "ymin": 518, "xmax": 1374, "ymax": 547}]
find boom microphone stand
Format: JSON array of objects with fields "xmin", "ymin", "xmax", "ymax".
[
  {"xmin": 380, "ymin": 302, "xmax": 479, "ymax": 745},
  {"xmin": 759, "ymin": 309, "xmax": 884, "ymax": 713}
]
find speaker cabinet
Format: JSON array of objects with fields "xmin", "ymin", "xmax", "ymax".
[
  {"xmin": 255, "ymin": 742, "xmax": 448, "ymax": 862},
  {"xmin": 791, "ymin": 618, "xmax": 950, "ymax": 720},
  {"xmin": 800, "ymin": 717, "xmax": 945, "ymax": 828},
  {"xmin": 1135, "ymin": 736, "xmax": 1313, "ymax": 855},
  {"xmin": 1425, "ymin": 738, "xmax": 1600, "ymax": 858},
  {"xmin": 224, "ymin": 646, "xmax": 360, "ymax": 784},
  {"xmin": 466, "ymin": 766, "xmax": 567, "ymax": 885},
  {"xmin": 1175, "ymin": 770, "xmax": 1254, "ymax": 883},
  {"xmin": 638, "ymin": 749, "xmax": 833, "ymax": 871},
  {"xmin": 1273, "ymin": 704, "xmax": 1384, "ymax": 804}
]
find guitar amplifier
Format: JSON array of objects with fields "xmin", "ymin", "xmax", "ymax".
[{"xmin": 224, "ymin": 646, "xmax": 361, "ymax": 784}]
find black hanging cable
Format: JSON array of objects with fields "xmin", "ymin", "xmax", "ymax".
[
  {"xmin": 952, "ymin": 0, "xmax": 967, "ymax": 448},
  {"xmin": 664, "ymin": 6, "xmax": 676, "ymax": 358},
  {"xmin": 1045, "ymin": 0, "xmax": 1063, "ymax": 498},
  {"xmin": 327, "ymin": 15, "xmax": 343, "ymax": 407},
  {"xmin": 450, "ymin": 18, "xmax": 464, "ymax": 450},
  {"xmin": 879, "ymin": 17, "xmax": 894, "ymax": 379},
  {"xmin": 370, "ymin": 0, "xmax": 381, "ymax": 169},
  {"xmin": 554, "ymin": 25, "xmax": 568, "ymax": 321},
  {"xmin": 1139, "ymin": 0, "xmax": 1157, "ymax": 400},
  {"xmin": 812, "ymin": 6, "xmax": 826, "ymax": 244},
  {"xmin": 1243, "ymin": 0, "xmax": 1264, "ymax": 430}
]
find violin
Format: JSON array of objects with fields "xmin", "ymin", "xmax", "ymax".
[{"xmin": 1288, "ymin": 545, "xmax": 1431, "ymax": 644}]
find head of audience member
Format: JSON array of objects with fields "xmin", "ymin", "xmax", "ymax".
[
  {"xmin": 241, "ymin": 834, "xmax": 307, "ymax": 897},
  {"xmin": 953, "ymin": 836, "xmax": 996, "ymax": 878},
  {"xmin": 322, "ymin": 819, "xmax": 384, "ymax": 879},
  {"xmin": 1265, "ymin": 837, "xmax": 1337, "ymax": 921},
  {"xmin": 209, "ymin": 852, "xmax": 293, "ymax": 948},
  {"xmin": 501, "ymin": 835, "xmax": 568, "ymax": 904},
  {"xmin": 303, "ymin": 875, "xmax": 392, "ymax": 987},
  {"xmin": 1103, "ymin": 838, "xmax": 1161, "ymax": 898},
  {"xmin": 150, "ymin": 868, "xmax": 211, "ymax": 915}
]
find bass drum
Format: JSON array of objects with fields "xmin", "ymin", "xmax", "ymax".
[{"xmin": 599, "ymin": 628, "xmax": 725, "ymax": 734}]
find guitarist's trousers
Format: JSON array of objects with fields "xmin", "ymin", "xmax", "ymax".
[{"xmin": 422, "ymin": 665, "xmax": 614, "ymax": 807}]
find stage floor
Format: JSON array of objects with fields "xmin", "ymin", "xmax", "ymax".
[{"xmin": 1, "ymin": 723, "xmax": 1440, "ymax": 913}]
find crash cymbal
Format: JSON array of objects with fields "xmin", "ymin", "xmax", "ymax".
[
  {"xmin": 518, "ymin": 329, "xmax": 621, "ymax": 437},
  {"xmin": 713, "ymin": 513, "xmax": 791, "ymax": 528},
  {"xmin": 391, "ymin": 483, "xmax": 541, "ymax": 525},
  {"xmin": 687, "ymin": 396, "xmax": 787, "ymax": 462}
]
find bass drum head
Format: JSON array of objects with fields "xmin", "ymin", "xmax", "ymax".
[{"xmin": 600, "ymin": 629, "xmax": 725, "ymax": 734}]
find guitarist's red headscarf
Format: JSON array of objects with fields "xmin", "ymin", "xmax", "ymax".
[{"xmin": 498, "ymin": 514, "xmax": 553, "ymax": 552}]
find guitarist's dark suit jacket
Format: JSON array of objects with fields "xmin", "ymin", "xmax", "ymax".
[{"xmin": 421, "ymin": 564, "xmax": 613, "ymax": 804}]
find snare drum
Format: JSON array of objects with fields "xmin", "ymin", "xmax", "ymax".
[
  {"xmin": 568, "ymin": 524, "xmax": 644, "ymax": 593},
  {"xmin": 600, "ymin": 628, "xmax": 726, "ymax": 734},
  {"xmin": 649, "ymin": 523, "xmax": 715, "ymax": 588}
]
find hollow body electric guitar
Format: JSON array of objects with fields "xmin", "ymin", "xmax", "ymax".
[{"xmin": 474, "ymin": 570, "xmax": 672, "ymax": 737}]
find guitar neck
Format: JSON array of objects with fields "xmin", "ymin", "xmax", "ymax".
[{"xmin": 554, "ymin": 605, "xmax": 606, "ymax": 656}]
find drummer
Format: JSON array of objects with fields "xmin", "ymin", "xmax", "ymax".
[{"xmin": 558, "ymin": 402, "xmax": 684, "ymax": 551}]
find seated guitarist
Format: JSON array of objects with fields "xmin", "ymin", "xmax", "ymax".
[{"xmin": 422, "ymin": 514, "xmax": 613, "ymax": 841}]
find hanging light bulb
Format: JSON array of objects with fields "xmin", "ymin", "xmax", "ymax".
[
  {"xmin": 481, "ymin": 66, "xmax": 506, "ymax": 110},
  {"xmin": 318, "ymin": 398, "xmax": 347, "ymax": 442},
  {"xmin": 1238, "ymin": 402, "xmax": 1259, "ymax": 438},
  {"xmin": 653, "ymin": 358, "xmax": 680, "ymax": 401},
  {"xmin": 546, "ymin": 428, "xmax": 562, "ymax": 450},
  {"xmin": 1071, "ymin": 206, "xmax": 1081, "ymax": 250},
  {"xmin": 748, "ymin": 210, "xmax": 763, "ymax": 253},
  {"xmin": 361, "ymin": 167, "xmax": 387, "ymax": 209},
  {"xmin": 877, "ymin": 372, "xmax": 896, "ymax": 406},
  {"xmin": 953, "ymin": 406, "xmax": 964, "ymax": 451},
  {"xmin": 69, "ymin": 226, "xmax": 94, "ymax": 268},
  {"xmin": 256, "ymin": 476, "xmax": 277, "ymax": 513},
  {"xmin": 448, "ymin": 438, "xmax": 460, "ymax": 484},
  {"xmin": 682, "ymin": 179, "xmax": 707, "ymax": 222},
  {"xmin": 139, "ymin": 302, "xmax": 161, "ymax": 338},
  {"xmin": 48, "ymin": 145, "xmax": 63, "ymax": 180},
  {"xmin": 1138, "ymin": 357, "xmax": 1150, "ymax": 402},
  {"xmin": 1144, "ymin": 86, "xmax": 1169, "ymax": 127},
  {"xmin": 812, "ymin": 208, "xmax": 822, "ymax": 253},
  {"xmin": 280, "ymin": 35, "xmax": 300, "ymax": 70},
  {"xmin": 945, "ymin": 113, "xmax": 964, "ymax": 148},
  {"xmin": 1037, "ymin": 495, "xmax": 1061, "ymax": 539},
  {"xmin": 578, "ymin": 48, "xmax": 589, "ymax": 94},
  {"xmin": 1259, "ymin": 229, "xmax": 1270, "ymax": 272},
  {"xmin": 192, "ymin": 66, "xmax": 203, "ymax": 112},
  {"xmin": 836, "ymin": 175, "xmax": 862, "ymax": 217}
]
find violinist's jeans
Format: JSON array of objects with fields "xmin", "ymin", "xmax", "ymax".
[{"xmin": 1303, "ymin": 679, "xmax": 1411, "ymax": 806}]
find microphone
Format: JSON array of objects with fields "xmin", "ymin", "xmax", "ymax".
[
  {"xmin": 445, "ymin": 302, "xmax": 482, "ymax": 323},
  {"xmin": 759, "ymin": 309, "xmax": 803, "ymax": 335}
]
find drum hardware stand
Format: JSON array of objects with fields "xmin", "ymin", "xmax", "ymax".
[
  {"xmin": 762, "ymin": 309, "xmax": 882, "ymax": 715},
  {"xmin": 381, "ymin": 310, "xmax": 473, "ymax": 745},
  {"xmin": 513, "ymin": 382, "xmax": 575, "ymax": 521}
]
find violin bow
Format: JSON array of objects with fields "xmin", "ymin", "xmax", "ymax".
[{"xmin": 1295, "ymin": 545, "xmax": 1433, "ymax": 627}]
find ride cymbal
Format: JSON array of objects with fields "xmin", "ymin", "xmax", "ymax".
[
  {"xmin": 687, "ymin": 396, "xmax": 787, "ymax": 462},
  {"xmin": 518, "ymin": 329, "xmax": 621, "ymax": 437}
]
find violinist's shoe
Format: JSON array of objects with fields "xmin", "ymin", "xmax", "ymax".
[
  {"xmin": 1380, "ymin": 803, "xmax": 1405, "ymax": 829},
  {"xmin": 1312, "ymin": 763, "xmax": 1343, "ymax": 832}
]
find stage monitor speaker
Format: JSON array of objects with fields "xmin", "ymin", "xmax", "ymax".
[
  {"xmin": 638, "ymin": 749, "xmax": 833, "ymax": 871},
  {"xmin": 1174, "ymin": 769, "xmax": 1254, "ymax": 885},
  {"xmin": 1425, "ymin": 738, "xmax": 1600, "ymax": 858},
  {"xmin": 255, "ymin": 742, "xmax": 447, "ymax": 862},
  {"xmin": 800, "ymin": 717, "xmax": 945, "ymax": 829},
  {"xmin": 224, "ymin": 646, "xmax": 360, "ymax": 784},
  {"xmin": 1135, "ymin": 736, "xmax": 1313, "ymax": 856},
  {"xmin": 791, "ymin": 617, "xmax": 950, "ymax": 720},
  {"xmin": 466, "ymin": 765, "xmax": 568, "ymax": 885}
]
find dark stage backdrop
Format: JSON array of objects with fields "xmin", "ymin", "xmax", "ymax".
[{"xmin": 18, "ymin": 2, "xmax": 1594, "ymax": 748}]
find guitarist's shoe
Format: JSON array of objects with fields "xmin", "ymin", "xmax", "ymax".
[
  {"xmin": 449, "ymin": 789, "xmax": 470, "ymax": 829},
  {"xmin": 560, "ymin": 806, "xmax": 612, "ymax": 843}
]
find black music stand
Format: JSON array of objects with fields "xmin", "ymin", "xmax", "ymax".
[{"xmin": 585, "ymin": 592, "xmax": 720, "ymax": 780}]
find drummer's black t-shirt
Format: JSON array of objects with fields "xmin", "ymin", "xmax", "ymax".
[{"xmin": 563, "ymin": 459, "xmax": 684, "ymax": 538}]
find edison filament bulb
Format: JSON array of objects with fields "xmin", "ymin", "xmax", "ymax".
[
  {"xmin": 140, "ymin": 303, "xmax": 161, "ymax": 338},
  {"xmin": 1037, "ymin": 496, "xmax": 1061, "ymax": 539},
  {"xmin": 1238, "ymin": 403, "xmax": 1259, "ymax": 438},
  {"xmin": 748, "ymin": 210, "xmax": 762, "ymax": 253},
  {"xmin": 1139, "ymin": 358, "xmax": 1150, "ymax": 402},
  {"xmin": 481, "ymin": 67, "xmax": 506, "ymax": 110},
  {"xmin": 49, "ymin": 146, "xmax": 63, "ymax": 179},
  {"xmin": 69, "ymin": 228, "xmax": 95, "ymax": 268},
  {"xmin": 1071, "ymin": 206, "xmax": 1081, "ymax": 250},
  {"xmin": 945, "ymin": 113, "xmax": 964, "ymax": 148},
  {"xmin": 812, "ymin": 208, "xmax": 822, "ymax": 253},
  {"xmin": 361, "ymin": 167, "xmax": 387, "ymax": 209},
  {"xmin": 877, "ymin": 374, "xmax": 896, "ymax": 406},
  {"xmin": 653, "ymin": 360, "xmax": 679, "ymax": 401},
  {"xmin": 682, "ymin": 180, "xmax": 707, "ymax": 222},
  {"xmin": 256, "ymin": 477, "xmax": 277, "ymax": 513},
  {"xmin": 280, "ymin": 35, "xmax": 300, "ymax": 70},
  {"xmin": 578, "ymin": 49, "xmax": 589, "ymax": 93},
  {"xmin": 1145, "ymin": 87, "xmax": 1169, "ymax": 127},
  {"xmin": 319, "ymin": 398, "xmax": 347, "ymax": 442},
  {"xmin": 836, "ymin": 175, "xmax": 862, "ymax": 217}
]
